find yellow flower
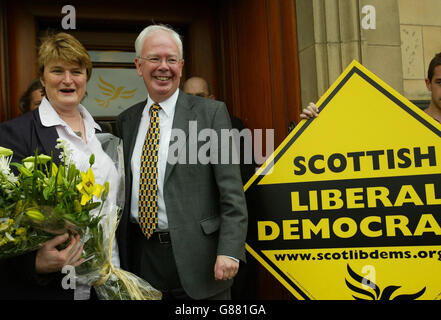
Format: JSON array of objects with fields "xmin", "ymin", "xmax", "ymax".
[
  {"xmin": 76, "ymin": 168, "xmax": 104, "ymax": 205},
  {"xmin": 15, "ymin": 227, "xmax": 26, "ymax": 236}
]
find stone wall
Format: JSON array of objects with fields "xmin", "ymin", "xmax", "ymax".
[
  {"xmin": 296, "ymin": 0, "xmax": 404, "ymax": 107},
  {"xmin": 398, "ymin": 0, "xmax": 441, "ymax": 101}
]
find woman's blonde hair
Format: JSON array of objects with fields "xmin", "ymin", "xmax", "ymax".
[{"xmin": 38, "ymin": 32, "xmax": 92, "ymax": 81}]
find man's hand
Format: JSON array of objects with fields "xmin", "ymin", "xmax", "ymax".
[
  {"xmin": 300, "ymin": 102, "xmax": 319, "ymax": 120},
  {"xmin": 214, "ymin": 255, "xmax": 239, "ymax": 281},
  {"xmin": 35, "ymin": 233, "xmax": 84, "ymax": 274}
]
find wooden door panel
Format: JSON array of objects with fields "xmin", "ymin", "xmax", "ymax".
[
  {"xmin": 220, "ymin": 0, "xmax": 301, "ymax": 146},
  {"xmin": 220, "ymin": 0, "xmax": 301, "ymax": 300},
  {"xmin": 2, "ymin": 0, "xmax": 219, "ymax": 120}
]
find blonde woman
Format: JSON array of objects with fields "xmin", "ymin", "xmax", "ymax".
[{"xmin": 0, "ymin": 33, "xmax": 120, "ymax": 300}]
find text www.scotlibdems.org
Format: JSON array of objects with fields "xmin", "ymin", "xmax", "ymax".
[{"xmin": 274, "ymin": 249, "xmax": 441, "ymax": 262}]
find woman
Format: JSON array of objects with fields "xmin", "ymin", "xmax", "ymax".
[
  {"xmin": 0, "ymin": 32, "xmax": 120, "ymax": 300},
  {"xmin": 18, "ymin": 78, "xmax": 44, "ymax": 113}
]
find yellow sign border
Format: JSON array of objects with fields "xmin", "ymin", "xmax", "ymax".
[{"xmin": 244, "ymin": 60, "xmax": 441, "ymax": 299}]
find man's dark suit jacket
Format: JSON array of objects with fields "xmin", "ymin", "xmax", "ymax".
[
  {"xmin": 0, "ymin": 109, "xmax": 73, "ymax": 300},
  {"xmin": 116, "ymin": 91, "xmax": 248, "ymax": 299}
]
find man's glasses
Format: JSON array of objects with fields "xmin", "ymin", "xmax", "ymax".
[{"xmin": 138, "ymin": 56, "xmax": 181, "ymax": 65}]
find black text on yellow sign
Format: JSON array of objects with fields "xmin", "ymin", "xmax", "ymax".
[
  {"xmin": 255, "ymin": 174, "xmax": 441, "ymax": 247},
  {"xmin": 293, "ymin": 146, "xmax": 436, "ymax": 175},
  {"xmin": 244, "ymin": 60, "xmax": 441, "ymax": 300}
]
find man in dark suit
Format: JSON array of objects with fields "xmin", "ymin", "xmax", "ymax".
[{"xmin": 116, "ymin": 25, "xmax": 248, "ymax": 300}]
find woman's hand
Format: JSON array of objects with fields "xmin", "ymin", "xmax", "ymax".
[
  {"xmin": 35, "ymin": 233, "xmax": 84, "ymax": 274},
  {"xmin": 300, "ymin": 102, "xmax": 319, "ymax": 120}
]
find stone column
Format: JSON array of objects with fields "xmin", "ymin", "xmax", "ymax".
[
  {"xmin": 398, "ymin": 0, "xmax": 441, "ymax": 102},
  {"xmin": 296, "ymin": 0, "xmax": 404, "ymax": 107}
]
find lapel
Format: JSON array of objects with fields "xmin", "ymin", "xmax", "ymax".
[
  {"xmin": 32, "ymin": 109, "xmax": 61, "ymax": 165},
  {"xmin": 164, "ymin": 91, "xmax": 196, "ymax": 185}
]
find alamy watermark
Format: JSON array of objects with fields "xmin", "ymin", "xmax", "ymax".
[
  {"xmin": 61, "ymin": 5, "xmax": 76, "ymax": 30},
  {"xmin": 361, "ymin": 264, "xmax": 376, "ymax": 290},
  {"xmin": 167, "ymin": 122, "xmax": 274, "ymax": 173},
  {"xmin": 61, "ymin": 265, "xmax": 76, "ymax": 290},
  {"xmin": 361, "ymin": 5, "xmax": 376, "ymax": 30}
]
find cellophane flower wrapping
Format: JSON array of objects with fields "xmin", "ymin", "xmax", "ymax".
[{"xmin": 75, "ymin": 133, "xmax": 162, "ymax": 300}]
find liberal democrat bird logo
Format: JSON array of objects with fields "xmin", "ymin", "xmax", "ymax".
[
  {"xmin": 95, "ymin": 76, "xmax": 137, "ymax": 108},
  {"xmin": 345, "ymin": 264, "xmax": 426, "ymax": 300}
]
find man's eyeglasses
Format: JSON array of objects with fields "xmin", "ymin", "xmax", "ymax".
[{"xmin": 138, "ymin": 56, "xmax": 181, "ymax": 65}]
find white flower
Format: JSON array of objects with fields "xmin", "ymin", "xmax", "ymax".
[
  {"xmin": 0, "ymin": 155, "xmax": 18, "ymax": 189},
  {"xmin": 56, "ymin": 138, "xmax": 73, "ymax": 165},
  {"xmin": 0, "ymin": 155, "xmax": 11, "ymax": 176}
]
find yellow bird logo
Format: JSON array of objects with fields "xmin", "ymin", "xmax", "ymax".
[{"xmin": 95, "ymin": 76, "xmax": 137, "ymax": 108}]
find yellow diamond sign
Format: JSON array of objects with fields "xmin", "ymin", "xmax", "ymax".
[{"xmin": 244, "ymin": 60, "xmax": 441, "ymax": 300}]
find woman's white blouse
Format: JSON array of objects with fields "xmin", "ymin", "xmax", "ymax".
[{"xmin": 39, "ymin": 97, "xmax": 121, "ymax": 300}]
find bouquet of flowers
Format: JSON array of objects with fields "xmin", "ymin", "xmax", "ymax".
[{"xmin": 0, "ymin": 136, "xmax": 161, "ymax": 300}]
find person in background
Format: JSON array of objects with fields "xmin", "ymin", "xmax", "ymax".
[
  {"xmin": 182, "ymin": 76, "xmax": 215, "ymax": 99},
  {"xmin": 301, "ymin": 52, "xmax": 441, "ymax": 122},
  {"xmin": 424, "ymin": 52, "xmax": 441, "ymax": 122},
  {"xmin": 0, "ymin": 32, "xmax": 120, "ymax": 300},
  {"xmin": 183, "ymin": 76, "xmax": 256, "ymax": 183},
  {"xmin": 116, "ymin": 24, "xmax": 248, "ymax": 300},
  {"xmin": 18, "ymin": 78, "xmax": 44, "ymax": 114}
]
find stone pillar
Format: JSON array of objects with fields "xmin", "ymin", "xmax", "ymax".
[
  {"xmin": 398, "ymin": 0, "xmax": 441, "ymax": 101},
  {"xmin": 296, "ymin": 0, "xmax": 403, "ymax": 107}
]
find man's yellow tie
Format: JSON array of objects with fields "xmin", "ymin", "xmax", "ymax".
[{"xmin": 138, "ymin": 103, "xmax": 161, "ymax": 238}]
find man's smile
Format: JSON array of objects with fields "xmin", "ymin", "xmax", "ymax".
[{"xmin": 154, "ymin": 76, "xmax": 172, "ymax": 81}]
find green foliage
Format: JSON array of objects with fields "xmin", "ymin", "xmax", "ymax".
[{"xmin": 0, "ymin": 146, "xmax": 105, "ymax": 259}]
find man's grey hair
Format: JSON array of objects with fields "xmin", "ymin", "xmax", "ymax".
[{"xmin": 135, "ymin": 24, "xmax": 183, "ymax": 59}]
